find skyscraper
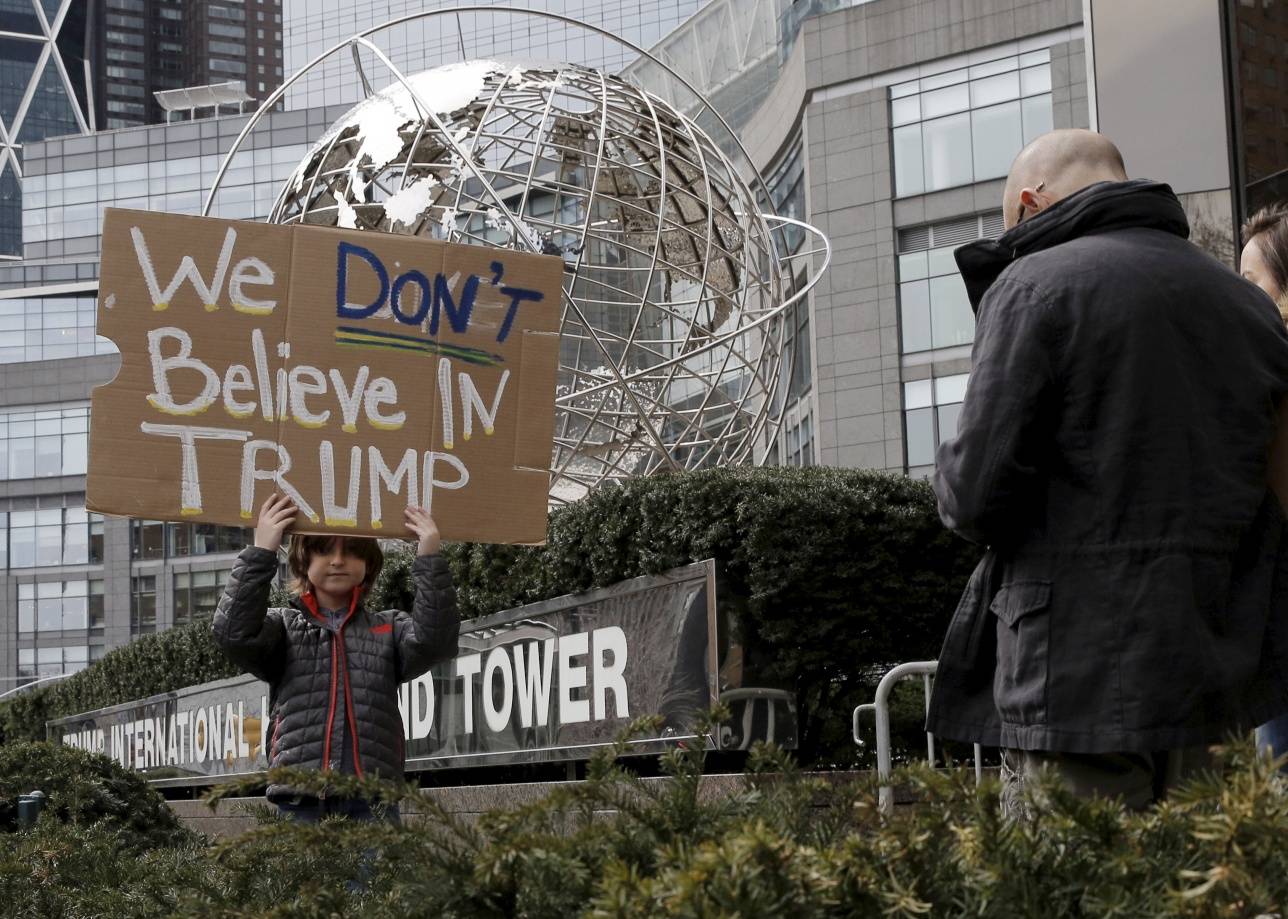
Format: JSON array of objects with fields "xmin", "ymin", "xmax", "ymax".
[
  {"xmin": 0, "ymin": 0, "xmax": 92, "ymax": 257},
  {"xmin": 94, "ymin": 0, "xmax": 285, "ymax": 129}
]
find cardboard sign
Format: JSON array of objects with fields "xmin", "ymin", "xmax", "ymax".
[{"xmin": 87, "ymin": 209, "xmax": 563, "ymax": 544}]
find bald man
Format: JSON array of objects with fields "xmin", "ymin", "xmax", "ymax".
[{"xmin": 925, "ymin": 130, "xmax": 1288, "ymax": 814}]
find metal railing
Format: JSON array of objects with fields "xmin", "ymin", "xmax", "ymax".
[
  {"xmin": 0, "ymin": 673, "xmax": 72, "ymax": 702},
  {"xmin": 853, "ymin": 661, "xmax": 983, "ymax": 814}
]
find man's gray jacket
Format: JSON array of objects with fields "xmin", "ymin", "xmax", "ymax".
[
  {"xmin": 927, "ymin": 179, "xmax": 1288, "ymax": 754},
  {"xmin": 212, "ymin": 546, "xmax": 459, "ymax": 800}
]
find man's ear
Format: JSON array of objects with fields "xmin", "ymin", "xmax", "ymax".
[{"xmin": 1019, "ymin": 187, "xmax": 1045, "ymax": 212}]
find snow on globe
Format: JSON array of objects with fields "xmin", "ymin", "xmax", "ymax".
[{"xmin": 271, "ymin": 60, "xmax": 796, "ymax": 503}]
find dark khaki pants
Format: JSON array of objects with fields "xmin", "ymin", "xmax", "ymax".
[{"xmin": 1000, "ymin": 746, "xmax": 1214, "ymax": 819}]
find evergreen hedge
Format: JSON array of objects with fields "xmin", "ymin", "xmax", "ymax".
[
  {"xmin": 0, "ymin": 741, "xmax": 190, "ymax": 850},
  {"xmin": 1, "ymin": 734, "xmax": 1286, "ymax": 918},
  {"xmin": 1, "ymin": 467, "xmax": 981, "ymax": 767}
]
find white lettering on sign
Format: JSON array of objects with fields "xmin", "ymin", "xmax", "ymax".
[
  {"xmin": 513, "ymin": 638, "xmax": 555, "ymax": 729},
  {"xmin": 558, "ymin": 632, "xmax": 591, "ymax": 725},
  {"xmin": 130, "ymin": 224, "xmax": 276, "ymax": 314},
  {"xmin": 140, "ymin": 326, "xmax": 494, "ymax": 529},
  {"xmin": 482, "ymin": 646, "xmax": 514, "ymax": 733},
  {"xmin": 455, "ymin": 653, "xmax": 482, "ymax": 735}
]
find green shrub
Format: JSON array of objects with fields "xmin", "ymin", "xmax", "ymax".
[
  {"xmin": 2, "ymin": 733, "xmax": 1287, "ymax": 918},
  {"xmin": 0, "ymin": 742, "xmax": 190, "ymax": 851}
]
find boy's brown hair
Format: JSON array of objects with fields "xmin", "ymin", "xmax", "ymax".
[{"xmin": 286, "ymin": 535, "xmax": 384, "ymax": 595}]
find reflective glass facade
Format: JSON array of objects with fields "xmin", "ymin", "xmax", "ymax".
[
  {"xmin": 282, "ymin": 0, "xmax": 705, "ymax": 111},
  {"xmin": 0, "ymin": 297, "xmax": 111, "ymax": 364},
  {"xmin": 22, "ymin": 144, "xmax": 311, "ymax": 248}
]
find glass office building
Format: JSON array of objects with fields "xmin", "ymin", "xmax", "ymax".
[{"xmin": 0, "ymin": 0, "xmax": 92, "ymax": 257}]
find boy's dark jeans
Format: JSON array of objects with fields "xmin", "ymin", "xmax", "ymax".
[
  {"xmin": 276, "ymin": 796, "xmax": 401, "ymax": 824},
  {"xmin": 1258, "ymin": 713, "xmax": 1288, "ymax": 772},
  {"xmin": 277, "ymin": 797, "xmax": 400, "ymax": 894}
]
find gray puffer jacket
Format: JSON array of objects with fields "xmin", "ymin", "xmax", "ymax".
[{"xmin": 212, "ymin": 546, "xmax": 459, "ymax": 800}]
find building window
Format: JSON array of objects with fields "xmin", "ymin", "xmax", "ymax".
[
  {"xmin": 904, "ymin": 373, "xmax": 969, "ymax": 469},
  {"xmin": 89, "ymin": 580, "xmax": 105, "ymax": 630},
  {"xmin": 5, "ymin": 495, "xmax": 102, "ymax": 569},
  {"xmin": 17, "ymin": 579, "xmax": 98, "ymax": 633},
  {"xmin": 169, "ymin": 522, "xmax": 249, "ymax": 557},
  {"xmin": 105, "ymin": 65, "xmax": 145, "ymax": 81},
  {"xmin": 210, "ymin": 4, "xmax": 247, "ymax": 21},
  {"xmin": 763, "ymin": 131, "xmax": 806, "ymax": 256},
  {"xmin": 784, "ymin": 410, "xmax": 815, "ymax": 467},
  {"xmin": 0, "ymin": 297, "xmax": 109, "ymax": 365},
  {"xmin": 210, "ymin": 58, "xmax": 248, "ymax": 76},
  {"xmin": 173, "ymin": 568, "xmax": 233, "ymax": 626},
  {"xmin": 19, "ymin": 645, "xmax": 90, "ymax": 684},
  {"xmin": 0, "ymin": 405, "xmax": 89, "ymax": 480},
  {"xmin": 891, "ymin": 50, "xmax": 1054, "ymax": 197},
  {"xmin": 107, "ymin": 100, "xmax": 146, "ymax": 116},
  {"xmin": 131, "ymin": 520, "xmax": 165, "ymax": 560},
  {"xmin": 105, "ymin": 30, "xmax": 145, "ymax": 46},
  {"xmin": 105, "ymin": 48, "xmax": 145, "ymax": 65},
  {"xmin": 133, "ymin": 520, "xmax": 248, "ymax": 559},
  {"xmin": 784, "ymin": 291, "xmax": 811, "ymax": 400},
  {"xmin": 897, "ymin": 212, "xmax": 1005, "ymax": 354},
  {"xmin": 131, "ymin": 575, "xmax": 156, "ymax": 634},
  {"xmin": 210, "ymin": 40, "xmax": 247, "ymax": 57}
]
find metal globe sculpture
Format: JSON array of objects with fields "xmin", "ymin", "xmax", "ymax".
[{"xmin": 265, "ymin": 59, "xmax": 806, "ymax": 503}]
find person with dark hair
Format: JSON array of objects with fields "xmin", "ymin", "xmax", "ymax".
[
  {"xmin": 213, "ymin": 495, "xmax": 458, "ymax": 822},
  {"xmin": 1241, "ymin": 203, "xmax": 1288, "ymax": 324},
  {"xmin": 928, "ymin": 129, "xmax": 1288, "ymax": 816},
  {"xmin": 1241, "ymin": 203, "xmax": 1288, "ymax": 763}
]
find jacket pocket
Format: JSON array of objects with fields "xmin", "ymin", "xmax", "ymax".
[{"xmin": 991, "ymin": 580, "xmax": 1051, "ymax": 725}]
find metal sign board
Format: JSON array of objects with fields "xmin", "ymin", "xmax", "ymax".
[{"xmin": 49, "ymin": 561, "xmax": 717, "ymax": 786}]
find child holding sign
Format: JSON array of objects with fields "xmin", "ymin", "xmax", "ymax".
[{"xmin": 213, "ymin": 494, "xmax": 458, "ymax": 822}]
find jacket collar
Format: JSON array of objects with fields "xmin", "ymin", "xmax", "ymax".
[
  {"xmin": 294, "ymin": 587, "xmax": 363, "ymax": 631},
  {"xmin": 953, "ymin": 179, "xmax": 1190, "ymax": 312}
]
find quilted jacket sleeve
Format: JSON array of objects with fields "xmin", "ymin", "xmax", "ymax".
[
  {"xmin": 394, "ymin": 553, "xmax": 460, "ymax": 683},
  {"xmin": 212, "ymin": 546, "xmax": 287, "ymax": 684}
]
